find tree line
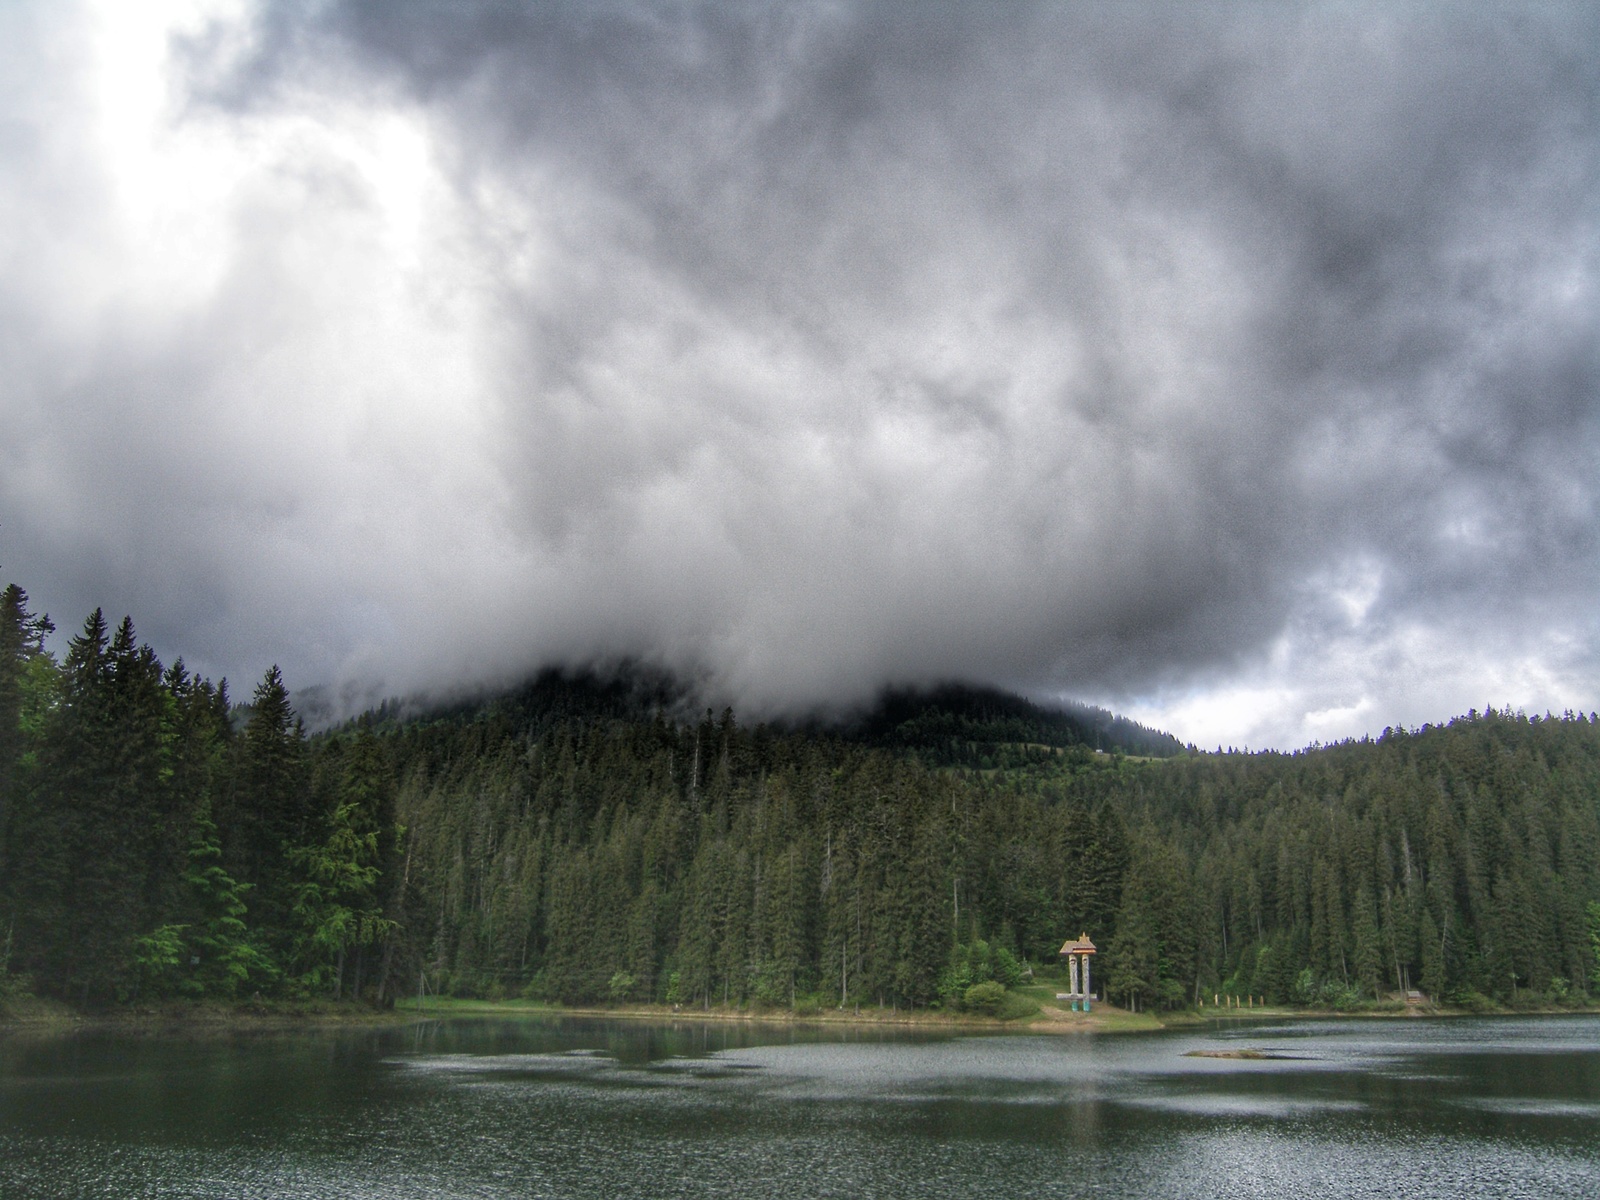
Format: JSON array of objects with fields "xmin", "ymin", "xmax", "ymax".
[
  {"xmin": 2, "ymin": 582, "xmax": 1598, "ymax": 1012},
  {"xmin": 1, "ymin": 586, "xmax": 398, "ymax": 1005}
]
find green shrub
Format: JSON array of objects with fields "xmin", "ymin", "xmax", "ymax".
[
  {"xmin": 1317, "ymin": 980, "xmax": 1363, "ymax": 1010},
  {"xmin": 607, "ymin": 971, "xmax": 636, "ymax": 1003},
  {"xmin": 963, "ymin": 981, "xmax": 1007, "ymax": 1015},
  {"xmin": 1291, "ymin": 967, "xmax": 1317, "ymax": 1005},
  {"xmin": 996, "ymin": 991, "xmax": 1041, "ymax": 1021},
  {"xmin": 993, "ymin": 946, "xmax": 1024, "ymax": 989},
  {"xmin": 129, "ymin": 924, "xmax": 188, "ymax": 1000},
  {"xmin": 1447, "ymin": 988, "xmax": 1498, "ymax": 1013}
]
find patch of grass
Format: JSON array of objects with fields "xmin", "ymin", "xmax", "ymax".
[
  {"xmin": 996, "ymin": 991, "xmax": 1041, "ymax": 1021},
  {"xmin": 1016, "ymin": 983, "xmax": 1065, "ymax": 1004},
  {"xmin": 0, "ymin": 990, "xmax": 77, "ymax": 1028},
  {"xmin": 1085, "ymin": 1006, "xmax": 1166, "ymax": 1032},
  {"xmin": 412, "ymin": 996, "xmax": 556, "ymax": 1016}
]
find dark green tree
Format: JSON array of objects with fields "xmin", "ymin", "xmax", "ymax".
[
  {"xmin": 225, "ymin": 666, "xmax": 312, "ymax": 959},
  {"xmin": 0, "ymin": 585, "xmax": 54, "ymax": 946}
]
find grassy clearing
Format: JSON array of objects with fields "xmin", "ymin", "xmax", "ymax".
[
  {"xmin": 408, "ymin": 997, "xmax": 557, "ymax": 1017},
  {"xmin": 417, "ymin": 990, "xmax": 1172, "ymax": 1033},
  {"xmin": 1075, "ymin": 1007, "xmax": 1166, "ymax": 1032},
  {"xmin": 1016, "ymin": 983, "xmax": 1063, "ymax": 1003},
  {"xmin": 408, "ymin": 991, "xmax": 1057, "ymax": 1030}
]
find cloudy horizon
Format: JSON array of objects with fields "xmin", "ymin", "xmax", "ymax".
[{"xmin": 2, "ymin": 0, "xmax": 1596, "ymax": 750}]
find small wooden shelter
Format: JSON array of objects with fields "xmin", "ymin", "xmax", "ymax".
[{"xmin": 1056, "ymin": 932, "xmax": 1097, "ymax": 1011}]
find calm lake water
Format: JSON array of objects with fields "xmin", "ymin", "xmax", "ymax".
[{"xmin": 2, "ymin": 1013, "xmax": 1598, "ymax": 1199}]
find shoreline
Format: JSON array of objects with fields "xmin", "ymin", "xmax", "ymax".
[
  {"xmin": 406, "ymin": 996, "xmax": 1166, "ymax": 1035},
  {"xmin": 0, "ymin": 995, "xmax": 416, "ymax": 1035},
  {"xmin": 6, "ymin": 992, "xmax": 1596, "ymax": 1037}
]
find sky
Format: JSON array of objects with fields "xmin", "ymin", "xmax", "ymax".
[{"xmin": 1, "ymin": 0, "xmax": 1596, "ymax": 751}]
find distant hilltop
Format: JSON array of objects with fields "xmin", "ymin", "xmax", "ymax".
[{"xmin": 295, "ymin": 668, "xmax": 1185, "ymax": 764}]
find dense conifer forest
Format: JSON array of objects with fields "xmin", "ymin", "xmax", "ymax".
[{"xmin": 3, "ymin": 582, "xmax": 1598, "ymax": 1014}]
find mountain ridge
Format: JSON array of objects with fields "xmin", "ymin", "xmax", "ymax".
[{"xmin": 297, "ymin": 669, "xmax": 1185, "ymax": 765}]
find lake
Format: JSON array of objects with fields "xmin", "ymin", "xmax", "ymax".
[{"xmin": 2, "ymin": 1013, "xmax": 1598, "ymax": 1198}]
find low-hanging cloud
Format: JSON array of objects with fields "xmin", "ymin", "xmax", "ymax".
[{"xmin": 1, "ymin": 0, "xmax": 1596, "ymax": 747}]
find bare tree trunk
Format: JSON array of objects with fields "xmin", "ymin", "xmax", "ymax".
[{"xmin": 376, "ymin": 835, "xmax": 414, "ymax": 1006}]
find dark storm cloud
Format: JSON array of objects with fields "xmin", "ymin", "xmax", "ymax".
[{"xmin": 1, "ymin": 1, "xmax": 1595, "ymax": 744}]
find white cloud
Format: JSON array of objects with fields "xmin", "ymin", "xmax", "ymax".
[{"xmin": 1, "ymin": 1, "xmax": 1595, "ymax": 740}]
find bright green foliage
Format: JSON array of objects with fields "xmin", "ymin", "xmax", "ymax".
[
  {"xmin": 939, "ymin": 939, "xmax": 990, "ymax": 1006},
  {"xmin": 963, "ymin": 980, "xmax": 1007, "ymax": 1014},
  {"xmin": 938, "ymin": 938, "xmax": 1024, "ymax": 1007},
  {"xmin": 180, "ymin": 807, "xmax": 272, "ymax": 997},
  {"xmin": 992, "ymin": 945, "xmax": 1024, "ymax": 988},
  {"xmin": 129, "ymin": 805, "xmax": 270, "ymax": 1002},
  {"xmin": 291, "ymin": 797, "xmax": 395, "ymax": 997},
  {"xmin": 285, "ymin": 727, "xmax": 401, "ymax": 998},
  {"xmin": 130, "ymin": 925, "xmax": 188, "ymax": 998}
]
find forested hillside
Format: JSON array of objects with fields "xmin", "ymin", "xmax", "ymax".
[
  {"xmin": 3, "ymin": 583, "xmax": 1598, "ymax": 1013},
  {"xmin": 833, "ymin": 682, "xmax": 1183, "ymax": 766}
]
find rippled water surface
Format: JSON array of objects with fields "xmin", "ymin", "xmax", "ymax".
[{"xmin": 3, "ymin": 1014, "xmax": 1598, "ymax": 1198}]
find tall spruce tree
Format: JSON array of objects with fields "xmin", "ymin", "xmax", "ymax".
[
  {"xmin": 0, "ymin": 585, "xmax": 54, "ymax": 944},
  {"xmin": 226, "ymin": 666, "xmax": 312, "ymax": 965},
  {"xmin": 19, "ymin": 613, "xmax": 173, "ymax": 1000}
]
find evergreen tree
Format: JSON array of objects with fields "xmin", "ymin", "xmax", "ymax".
[
  {"xmin": 226, "ymin": 666, "xmax": 312, "ymax": 961},
  {"xmin": 21, "ymin": 613, "xmax": 172, "ymax": 999},
  {"xmin": 181, "ymin": 803, "xmax": 271, "ymax": 996},
  {"xmin": 0, "ymin": 585, "xmax": 54, "ymax": 941},
  {"xmin": 1352, "ymin": 882, "xmax": 1384, "ymax": 998},
  {"xmin": 291, "ymin": 788, "xmax": 395, "ymax": 998},
  {"xmin": 6, "ymin": 607, "xmax": 1599, "ymax": 1017},
  {"xmin": 1587, "ymin": 901, "xmax": 1600, "ymax": 992}
]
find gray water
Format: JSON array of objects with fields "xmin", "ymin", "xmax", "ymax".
[{"xmin": 3, "ymin": 1014, "xmax": 1598, "ymax": 1198}]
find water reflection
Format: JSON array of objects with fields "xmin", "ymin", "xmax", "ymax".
[{"xmin": 2, "ymin": 1015, "xmax": 1598, "ymax": 1198}]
